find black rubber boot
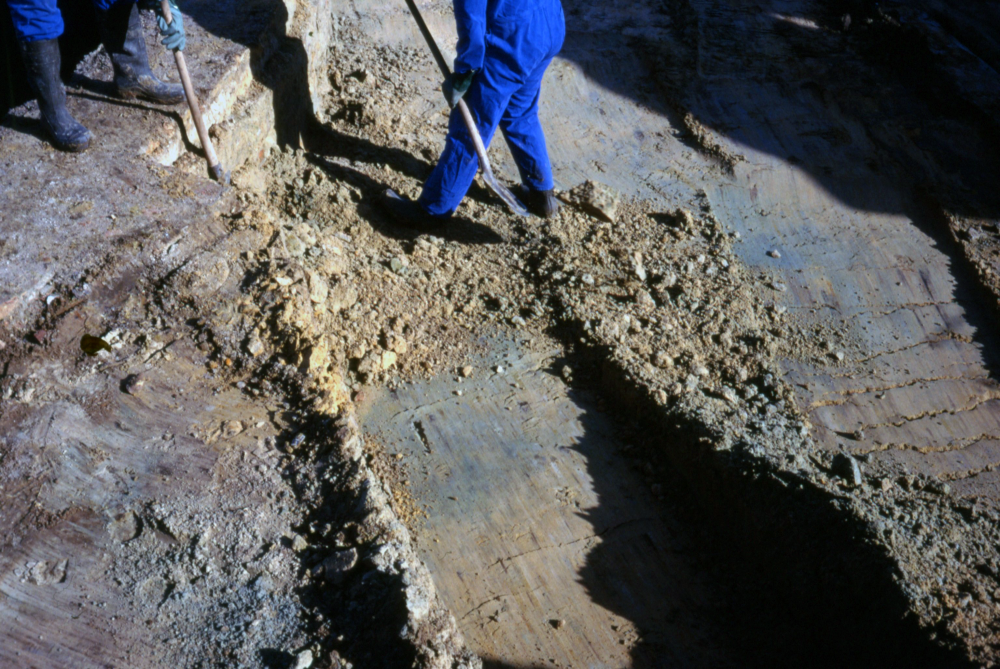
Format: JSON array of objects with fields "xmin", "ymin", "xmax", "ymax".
[
  {"xmin": 17, "ymin": 39, "xmax": 92, "ymax": 152},
  {"xmin": 517, "ymin": 185, "xmax": 560, "ymax": 219},
  {"xmin": 98, "ymin": 1, "xmax": 184, "ymax": 105},
  {"xmin": 381, "ymin": 189, "xmax": 448, "ymax": 232}
]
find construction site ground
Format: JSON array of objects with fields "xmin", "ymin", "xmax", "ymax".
[{"xmin": 3, "ymin": 0, "xmax": 1000, "ymax": 667}]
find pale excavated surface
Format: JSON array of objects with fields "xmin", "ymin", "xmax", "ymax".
[{"xmin": 359, "ymin": 338, "xmax": 733, "ymax": 669}]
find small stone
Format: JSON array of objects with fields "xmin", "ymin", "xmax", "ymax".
[
  {"xmin": 833, "ymin": 453, "xmax": 863, "ymax": 487},
  {"xmin": 635, "ymin": 289, "xmax": 656, "ymax": 312},
  {"xmin": 381, "ymin": 351, "xmax": 397, "ymax": 370},
  {"xmin": 294, "ymin": 649, "xmax": 314, "ymax": 669},
  {"xmin": 633, "ymin": 253, "xmax": 648, "ymax": 282},
  {"xmin": 770, "ymin": 282, "xmax": 788, "ymax": 292},
  {"xmin": 322, "ymin": 252, "xmax": 349, "ymax": 276},
  {"xmin": 108, "ymin": 512, "xmax": 140, "ymax": 543},
  {"xmin": 561, "ymin": 365, "xmax": 573, "ymax": 382},
  {"xmin": 720, "ymin": 386, "xmax": 738, "ymax": 403},
  {"xmin": 653, "ymin": 352, "xmax": 673, "ymax": 368},
  {"xmin": 285, "ymin": 235, "xmax": 307, "ymax": 257},
  {"xmin": 123, "ymin": 373, "xmax": 145, "ymax": 395},
  {"xmin": 693, "ymin": 365, "xmax": 710, "ymax": 377},
  {"xmin": 68, "ymin": 201, "xmax": 94, "ymax": 217},
  {"xmin": 549, "ymin": 619, "xmax": 566, "ymax": 630},
  {"xmin": 328, "ymin": 281, "xmax": 359, "ymax": 312},
  {"xmin": 568, "ymin": 180, "xmax": 620, "ymax": 223},
  {"xmin": 460, "ymin": 365, "xmax": 473, "ymax": 378},
  {"xmin": 274, "ymin": 275, "xmax": 294, "ymax": 287},
  {"xmin": 880, "ymin": 478, "xmax": 893, "ymax": 492},
  {"xmin": 222, "ymin": 420, "xmax": 244, "ymax": 439},
  {"xmin": 306, "ymin": 270, "xmax": 329, "ymax": 304},
  {"xmin": 511, "ymin": 315, "xmax": 526, "ymax": 327},
  {"xmin": 320, "ymin": 548, "xmax": 359, "ymax": 584},
  {"xmin": 581, "ymin": 274, "xmax": 595, "ymax": 286},
  {"xmin": 767, "ymin": 249, "xmax": 781, "ymax": 259},
  {"xmin": 390, "ymin": 256, "xmax": 405, "ymax": 274},
  {"xmin": 24, "ymin": 559, "xmax": 68, "ymax": 585},
  {"xmin": 834, "ymin": 351, "xmax": 846, "ymax": 362},
  {"xmin": 291, "ymin": 534, "xmax": 309, "ymax": 552},
  {"xmin": 246, "ymin": 337, "xmax": 265, "ymax": 357},
  {"xmin": 293, "ymin": 223, "xmax": 317, "ymax": 246}
]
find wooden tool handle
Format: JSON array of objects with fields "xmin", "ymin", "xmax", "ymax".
[{"xmin": 160, "ymin": 0, "xmax": 225, "ymax": 182}]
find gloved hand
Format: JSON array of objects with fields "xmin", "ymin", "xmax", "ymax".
[
  {"xmin": 143, "ymin": 0, "xmax": 185, "ymax": 51},
  {"xmin": 442, "ymin": 69, "xmax": 477, "ymax": 108}
]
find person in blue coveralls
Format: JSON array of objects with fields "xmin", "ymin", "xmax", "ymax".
[
  {"xmin": 384, "ymin": 0, "xmax": 566, "ymax": 226},
  {"xmin": 7, "ymin": 0, "xmax": 187, "ymax": 152}
]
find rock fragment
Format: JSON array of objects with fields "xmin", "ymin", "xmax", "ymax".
[
  {"xmin": 306, "ymin": 269, "xmax": 329, "ymax": 305},
  {"xmin": 318, "ymin": 548, "xmax": 359, "ymax": 584},
  {"xmin": 294, "ymin": 650, "xmax": 314, "ymax": 669},
  {"xmin": 833, "ymin": 452, "xmax": 863, "ymax": 487},
  {"xmin": 123, "ymin": 373, "xmax": 145, "ymax": 395},
  {"xmin": 566, "ymin": 180, "xmax": 620, "ymax": 223}
]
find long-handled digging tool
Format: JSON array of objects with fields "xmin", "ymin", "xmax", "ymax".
[
  {"xmin": 402, "ymin": 0, "xmax": 529, "ymax": 217},
  {"xmin": 160, "ymin": 0, "xmax": 226, "ymax": 184}
]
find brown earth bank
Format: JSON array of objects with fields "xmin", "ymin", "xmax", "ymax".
[{"xmin": 3, "ymin": 0, "xmax": 1000, "ymax": 667}]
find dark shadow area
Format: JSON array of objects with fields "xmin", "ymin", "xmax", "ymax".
[
  {"xmin": 306, "ymin": 153, "xmax": 505, "ymax": 245},
  {"xmin": 259, "ymin": 648, "xmax": 295, "ymax": 668},
  {"xmin": 558, "ymin": 0, "xmax": 1000, "ymax": 217},
  {"xmin": 583, "ymin": 348, "xmax": 973, "ymax": 668},
  {"xmin": 468, "ymin": 340, "xmax": 975, "ymax": 668},
  {"xmin": 264, "ymin": 412, "xmax": 419, "ymax": 669}
]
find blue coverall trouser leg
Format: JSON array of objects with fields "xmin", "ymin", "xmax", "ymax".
[
  {"xmin": 8, "ymin": 0, "xmax": 134, "ymax": 43},
  {"xmin": 418, "ymin": 0, "xmax": 566, "ymax": 217}
]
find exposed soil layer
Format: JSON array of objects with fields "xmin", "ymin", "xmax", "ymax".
[{"xmin": 3, "ymin": 0, "xmax": 1000, "ymax": 667}]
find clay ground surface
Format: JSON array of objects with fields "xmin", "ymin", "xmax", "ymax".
[{"xmin": 3, "ymin": 0, "xmax": 1000, "ymax": 667}]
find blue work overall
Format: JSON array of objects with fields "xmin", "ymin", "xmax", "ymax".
[
  {"xmin": 7, "ymin": 0, "xmax": 133, "ymax": 42},
  {"xmin": 419, "ymin": 0, "xmax": 566, "ymax": 216}
]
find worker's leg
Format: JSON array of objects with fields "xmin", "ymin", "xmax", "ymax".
[
  {"xmin": 8, "ymin": 0, "xmax": 91, "ymax": 151},
  {"xmin": 417, "ymin": 68, "xmax": 518, "ymax": 217},
  {"xmin": 499, "ymin": 58, "xmax": 554, "ymax": 192},
  {"xmin": 6, "ymin": 0, "xmax": 63, "ymax": 42},
  {"xmin": 499, "ymin": 1, "xmax": 565, "ymax": 193},
  {"xmin": 94, "ymin": 0, "xmax": 184, "ymax": 104}
]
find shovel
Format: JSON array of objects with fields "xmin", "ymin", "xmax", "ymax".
[
  {"xmin": 160, "ymin": 0, "xmax": 227, "ymax": 184},
  {"xmin": 402, "ymin": 0, "xmax": 529, "ymax": 217}
]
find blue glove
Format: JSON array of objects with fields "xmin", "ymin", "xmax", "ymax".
[
  {"xmin": 156, "ymin": 0, "xmax": 186, "ymax": 51},
  {"xmin": 443, "ymin": 69, "xmax": 476, "ymax": 108}
]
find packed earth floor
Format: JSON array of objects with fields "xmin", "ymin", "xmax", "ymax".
[{"xmin": 3, "ymin": 0, "xmax": 1000, "ymax": 667}]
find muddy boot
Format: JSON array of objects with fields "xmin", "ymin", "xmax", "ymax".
[
  {"xmin": 381, "ymin": 189, "xmax": 448, "ymax": 232},
  {"xmin": 517, "ymin": 185, "xmax": 560, "ymax": 219},
  {"xmin": 17, "ymin": 39, "xmax": 92, "ymax": 152},
  {"xmin": 98, "ymin": 1, "xmax": 184, "ymax": 105}
]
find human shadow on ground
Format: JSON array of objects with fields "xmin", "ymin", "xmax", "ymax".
[{"xmin": 306, "ymin": 153, "xmax": 504, "ymax": 246}]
